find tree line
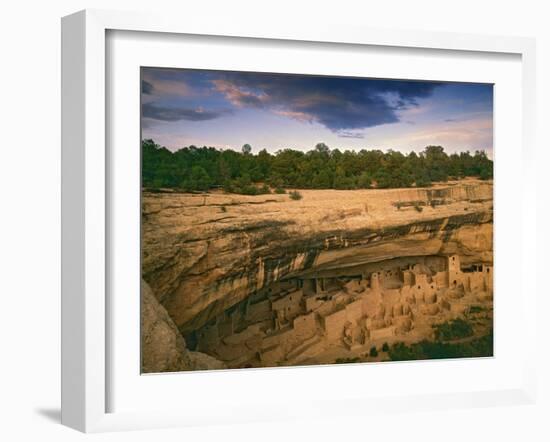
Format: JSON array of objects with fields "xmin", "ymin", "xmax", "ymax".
[{"xmin": 142, "ymin": 139, "xmax": 493, "ymax": 194}]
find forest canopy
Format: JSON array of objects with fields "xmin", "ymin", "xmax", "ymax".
[{"xmin": 142, "ymin": 139, "xmax": 493, "ymax": 194}]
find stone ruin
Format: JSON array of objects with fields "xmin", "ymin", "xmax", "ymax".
[{"xmin": 187, "ymin": 254, "xmax": 493, "ymax": 368}]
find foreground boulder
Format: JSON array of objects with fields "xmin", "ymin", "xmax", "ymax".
[{"xmin": 141, "ymin": 280, "xmax": 226, "ymax": 373}]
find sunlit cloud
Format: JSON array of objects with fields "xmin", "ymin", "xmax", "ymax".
[
  {"xmin": 212, "ymin": 79, "xmax": 267, "ymax": 108},
  {"xmin": 273, "ymin": 109, "xmax": 315, "ymax": 123}
]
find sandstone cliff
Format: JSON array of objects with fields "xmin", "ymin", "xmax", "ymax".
[
  {"xmin": 141, "ymin": 280, "xmax": 226, "ymax": 373},
  {"xmin": 142, "ymin": 179, "xmax": 493, "ymax": 336}
]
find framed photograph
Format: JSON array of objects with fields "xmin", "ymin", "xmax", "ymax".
[{"xmin": 61, "ymin": 9, "xmax": 537, "ymax": 432}]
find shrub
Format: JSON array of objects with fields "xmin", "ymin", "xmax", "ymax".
[
  {"xmin": 388, "ymin": 342, "xmax": 420, "ymax": 361},
  {"xmin": 433, "ymin": 318, "xmax": 474, "ymax": 341},
  {"xmin": 227, "ymin": 181, "xmax": 272, "ymax": 196},
  {"xmin": 479, "ymin": 166, "xmax": 492, "ymax": 180},
  {"xmin": 274, "ymin": 187, "xmax": 286, "ymax": 194},
  {"xmin": 357, "ymin": 171, "xmax": 373, "ymax": 189},
  {"xmin": 181, "ymin": 165, "xmax": 212, "ymax": 191},
  {"xmin": 220, "ymin": 205, "xmax": 227, "ymax": 213},
  {"xmin": 369, "ymin": 346, "xmax": 378, "ymax": 357},
  {"xmin": 289, "ymin": 190, "xmax": 303, "ymax": 200},
  {"xmin": 382, "ymin": 342, "xmax": 389, "ymax": 352},
  {"xmin": 415, "ymin": 176, "xmax": 432, "ymax": 187},
  {"xmin": 237, "ymin": 184, "xmax": 259, "ymax": 195},
  {"xmin": 413, "ymin": 203, "xmax": 423, "ymax": 212},
  {"xmin": 388, "ymin": 331, "xmax": 493, "ymax": 361}
]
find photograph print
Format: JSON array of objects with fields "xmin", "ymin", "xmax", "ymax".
[{"xmin": 140, "ymin": 67, "xmax": 494, "ymax": 373}]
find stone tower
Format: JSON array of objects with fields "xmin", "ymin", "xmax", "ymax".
[
  {"xmin": 482, "ymin": 264, "xmax": 493, "ymax": 291},
  {"xmin": 447, "ymin": 254, "xmax": 461, "ymax": 287},
  {"xmin": 370, "ymin": 272, "xmax": 380, "ymax": 292}
]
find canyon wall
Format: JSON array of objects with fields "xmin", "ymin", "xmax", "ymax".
[{"xmin": 142, "ymin": 180, "xmax": 493, "ymax": 336}]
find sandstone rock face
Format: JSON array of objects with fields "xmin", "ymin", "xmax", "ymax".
[
  {"xmin": 185, "ymin": 351, "xmax": 227, "ymax": 371},
  {"xmin": 141, "ymin": 280, "xmax": 225, "ymax": 373},
  {"xmin": 142, "ymin": 179, "xmax": 493, "ymax": 336}
]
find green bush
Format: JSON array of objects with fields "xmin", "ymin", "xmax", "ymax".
[
  {"xmin": 226, "ymin": 179, "xmax": 271, "ymax": 196},
  {"xmin": 181, "ymin": 165, "xmax": 211, "ymax": 191},
  {"xmin": 388, "ymin": 331, "xmax": 493, "ymax": 361},
  {"xmin": 237, "ymin": 185, "xmax": 260, "ymax": 195},
  {"xmin": 289, "ymin": 190, "xmax": 303, "ymax": 200},
  {"xmin": 388, "ymin": 342, "xmax": 419, "ymax": 361},
  {"xmin": 369, "ymin": 346, "xmax": 378, "ymax": 357},
  {"xmin": 414, "ymin": 174, "xmax": 432, "ymax": 188},
  {"xmin": 382, "ymin": 342, "xmax": 389, "ymax": 352},
  {"xmin": 433, "ymin": 318, "xmax": 474, "ymax": 341},
  {"xmin": 357, "ymin": 171, "xmax": 373, "ymax": 189}
]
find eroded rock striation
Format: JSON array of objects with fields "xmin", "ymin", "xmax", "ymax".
[{"xmin": 142, "ymin": 179, "xmax": 493, "ymax": 368}]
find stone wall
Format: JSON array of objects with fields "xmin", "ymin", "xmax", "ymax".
[{"xmin": 189, "ymin": 250, "xmax": 493, "ymax": 369}]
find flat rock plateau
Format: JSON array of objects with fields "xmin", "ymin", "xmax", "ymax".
[{"xmin": 141, "ymin": 178, "xmax": 493, "ymax": 372}]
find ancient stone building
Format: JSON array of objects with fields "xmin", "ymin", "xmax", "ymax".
[{"xmin": 191, "ymin": 253, "xmax": 493, "ymax": 368}]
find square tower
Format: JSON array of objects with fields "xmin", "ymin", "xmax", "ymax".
[
  {"xmin": 447, "ymin": 254, "xmax": 461, "ymax": 287},
  {"xmin": 482, "ymin": 264, "xmax": 493, "ymax": 291},
  {"xmin": 370, "ymin": 272, "xmax": 380, "ymax": 292},
  {"xmin": 401, "ymin": 269, "xmax": 414, "ymax": 286}
]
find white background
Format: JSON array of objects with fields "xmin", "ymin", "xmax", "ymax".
[{"xmin": 0, "ymin": 0, "xmax": 548, "ymax": 441}]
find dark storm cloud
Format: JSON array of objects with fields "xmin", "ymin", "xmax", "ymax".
[
  {"xmin": 140, "ymin": 68, "xmax": 445, "ymax": 133},
  {"xmin": 213, "ymin": 72, "xmax": 442, "ymax": 132},
  {"xmin": 142, "ymin": 102, "xmax": 230, "ymax": 122},
  {"xmin": 141, "ymin": 80, "xmax": 154, "ymax": 95},
  {"xmin": 367, "ymin": 79, "xmax": 439, "ymax": 106}
]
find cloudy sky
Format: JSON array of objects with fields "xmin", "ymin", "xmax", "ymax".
[{"xmin": 141, "ymin": 67, "xmax": 493, "ymax": 156}]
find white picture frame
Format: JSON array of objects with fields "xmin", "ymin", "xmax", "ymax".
[{"xmin": 61, "ymin": 9, "xmax": 537, "ymax": 433}]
